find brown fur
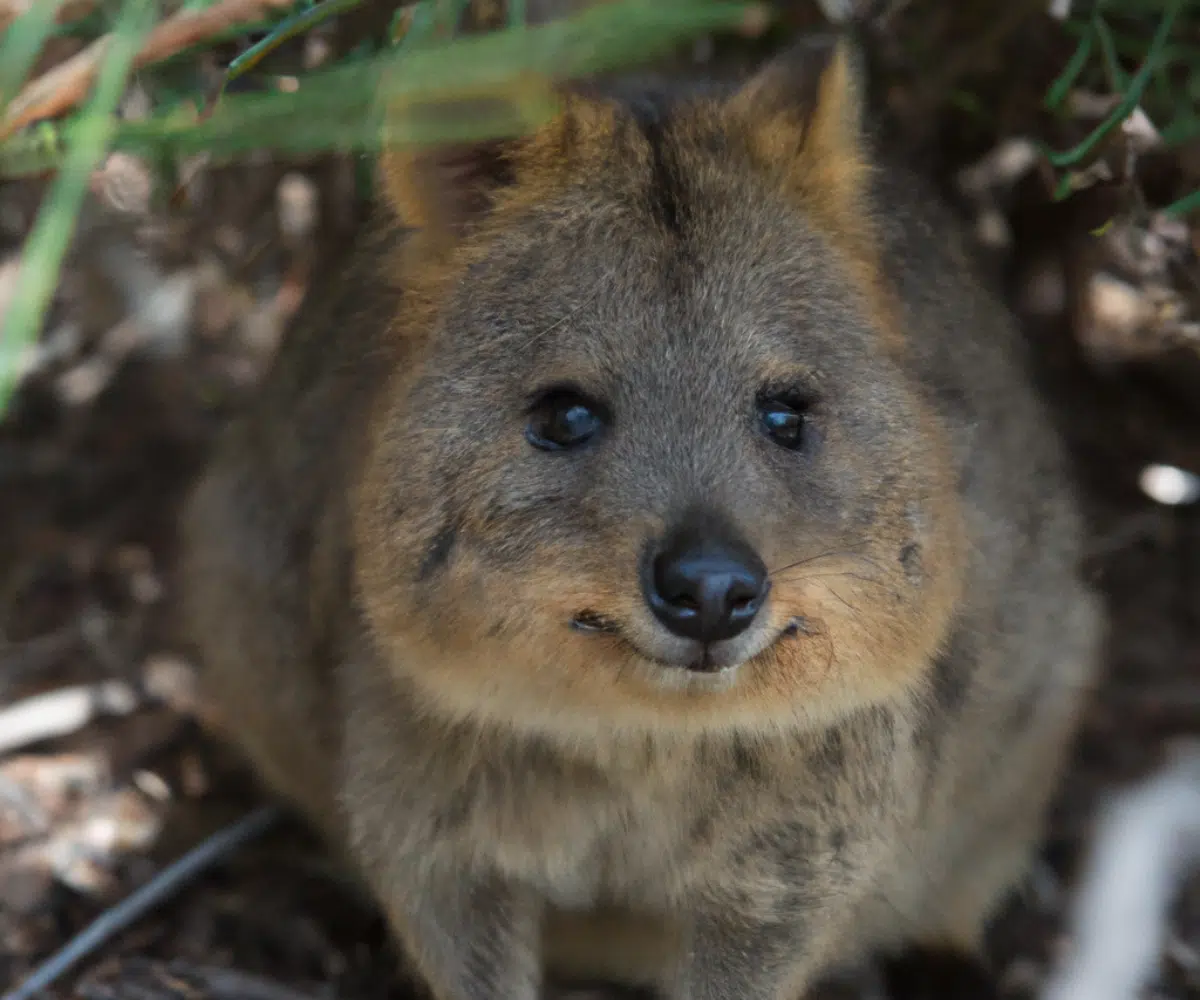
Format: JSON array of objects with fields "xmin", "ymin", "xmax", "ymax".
[{"xmin": 177, "ymin": 35, "xmax": 1101, "ymax": 1000}]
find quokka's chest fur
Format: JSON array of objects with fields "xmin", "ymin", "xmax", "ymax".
[{"xmin": 340, "ymin": 661, "xmax": 918, "ymax": 913}]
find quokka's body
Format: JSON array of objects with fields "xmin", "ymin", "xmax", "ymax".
[{"xmin": 179, "ymin": 35, "xmax": 1101, "ymax": 1000}]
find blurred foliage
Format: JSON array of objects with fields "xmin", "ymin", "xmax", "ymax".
[
  {"xmin": 0, "ymin": 0, "xmax": 765, "ymax": 412},
  {"xmin": 1042, "ymin": 0, "xmax": 1199, "ymax": 206}
]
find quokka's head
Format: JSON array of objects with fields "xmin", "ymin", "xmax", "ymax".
[{"xmin": 353, "ymin": 36, "xmax": 967, "ymax": 741}]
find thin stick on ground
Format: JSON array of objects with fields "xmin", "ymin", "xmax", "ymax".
[
  {"xmin": 1, "ymin": 804, "xmax": 283, "ymax": 1000},
  {"xmin": 0, "ymin": 0, "xmax": 296, "ymax": 140}
]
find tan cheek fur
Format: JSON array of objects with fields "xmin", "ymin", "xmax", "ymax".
[{"xmin": 354, "ymin": 483, "xmax": 965, "ymax": 745}]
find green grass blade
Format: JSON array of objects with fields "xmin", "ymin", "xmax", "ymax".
[
  {"xmin": 221, "ymin": 0, "xmax": 362, "ymax": 95},
  {"xmin": 0, "ymin": 0, "xmax": 157, "ymax": 413},
  {"xmin": 0, "ymin": 0, "xmax": 67, "ymax": 107},
  {"xmin": 86, "ymin": 0, "xmax": 762, "ymax": 162},
  {"xmin": 3, "ymin": 0, "xmax": 763, "ymax": 174},
  {"xmin": 0, "ymin": 0, "xmax": 763, "ymax": 413}
]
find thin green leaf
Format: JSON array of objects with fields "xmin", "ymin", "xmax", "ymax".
[
  {"xmin": 0, "ymin": 0, "xmax": 157, "ymax": 413},
  {"xmin": 221, "ymin": 0, "xmax": 362, "ymax": 96},
  {"xmin": 0, "ymin": 0, "xmax": 67, "ymax": 108},
  {"xmin": 154, "ymin": 16, "xmax": 292, "ymax": 70}
]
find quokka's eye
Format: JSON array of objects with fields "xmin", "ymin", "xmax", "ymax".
[
  {"xmin": 757, "ymin": 395, "xmax": 811, "ymax": 451},
  {"xmin": 526, "ymin": 389, "xmax": 607, "ymax": 451}
]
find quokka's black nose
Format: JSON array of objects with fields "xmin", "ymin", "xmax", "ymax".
[{"xmin": 644, "ymin": 522, "xmax": 769, "ymax": 646}]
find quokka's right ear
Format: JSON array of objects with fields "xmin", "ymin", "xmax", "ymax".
[{"xmin": 377, "ymin": 73, "xmax": 617, "ymax": 256}]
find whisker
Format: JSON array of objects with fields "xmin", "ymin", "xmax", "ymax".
[
  {"xmin": 768, "ymin": 546, "xmax": 888, "ymax": 580},
  {"xmin": 771, "ymin": 570, "xmax": 890, "ymax": 589},
  {"xmin": 811, "ymin": 579, "xmax": 866, "ymax": 623},
  {"xmin": 768, "ymin": 547, "xmax": 864, "ymax": 578}
]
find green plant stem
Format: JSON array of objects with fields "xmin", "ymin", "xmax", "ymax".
[
  {"xmin": 220, "ymin": 0, "xmax": 364, "ymax": 96},
  {"xmin": 0, "ymin": 0, "xmax": 156, "ymax": 413},
  {"xmin": 0, "ymin": 0, "xmax": 66, "ymax": 107}
]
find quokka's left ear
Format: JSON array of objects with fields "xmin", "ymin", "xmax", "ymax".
[{"xmin": 723, "ymin": 34, "xmax": 871, "ymax": 228}]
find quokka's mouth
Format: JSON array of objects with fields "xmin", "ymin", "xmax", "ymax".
[
  {"xmin": 569, "ymin": 610, "xmax": 622, "ymax": 635},
  {"xmin": 569, "ymin": 609, "xmax": 809, "ymax": 673}
]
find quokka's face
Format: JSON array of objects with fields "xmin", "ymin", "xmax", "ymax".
[{"xmin": 354, "ymin": 40, "xmax": 967, "ymax": 738}]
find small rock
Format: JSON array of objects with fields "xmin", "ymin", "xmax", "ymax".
[
  {"xmin": 0, "ymin": 860, "xmax": 55, "ymax": 916},
  {"xmin": 134, "ymin": 271, "xmax": 195, "ymax": 357},
  {"xmin": 1079, "ymin": 272, "xmax": 1157, "ymax": 363},
  {"xmin": 975, "ymin": 207, "xmax": 1012, "ymax": 251},
  {"xmin": 277, "ymin": 172, "xmax": 318, "ymax": 243},
  {"xmin": 957, "ymin": 138, "xmax": 1039, "ymax": 199},
  {"xmin": 95, "ymin": 152, "xmax": 154, "ymax": 216},
  {"xmin": 143, "ymin": 655, "xmax": 199, "ymax": 715},
  {"xmin": 1139, "ymin": 465, "xmax": 1200, "ymax": 507}
]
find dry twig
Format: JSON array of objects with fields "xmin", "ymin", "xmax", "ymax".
[{"xmin": 1, "ymin": 0, "xmax": 296, "ymax": 139}]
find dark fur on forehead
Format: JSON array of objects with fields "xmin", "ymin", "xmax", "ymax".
[
  {"xmin": 377, "ymin": 33, "xmax": 872, "ymax": 249},
  {"xmin": 620, "ymin": 87, "xmax": 690, "ymax": 237}
]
